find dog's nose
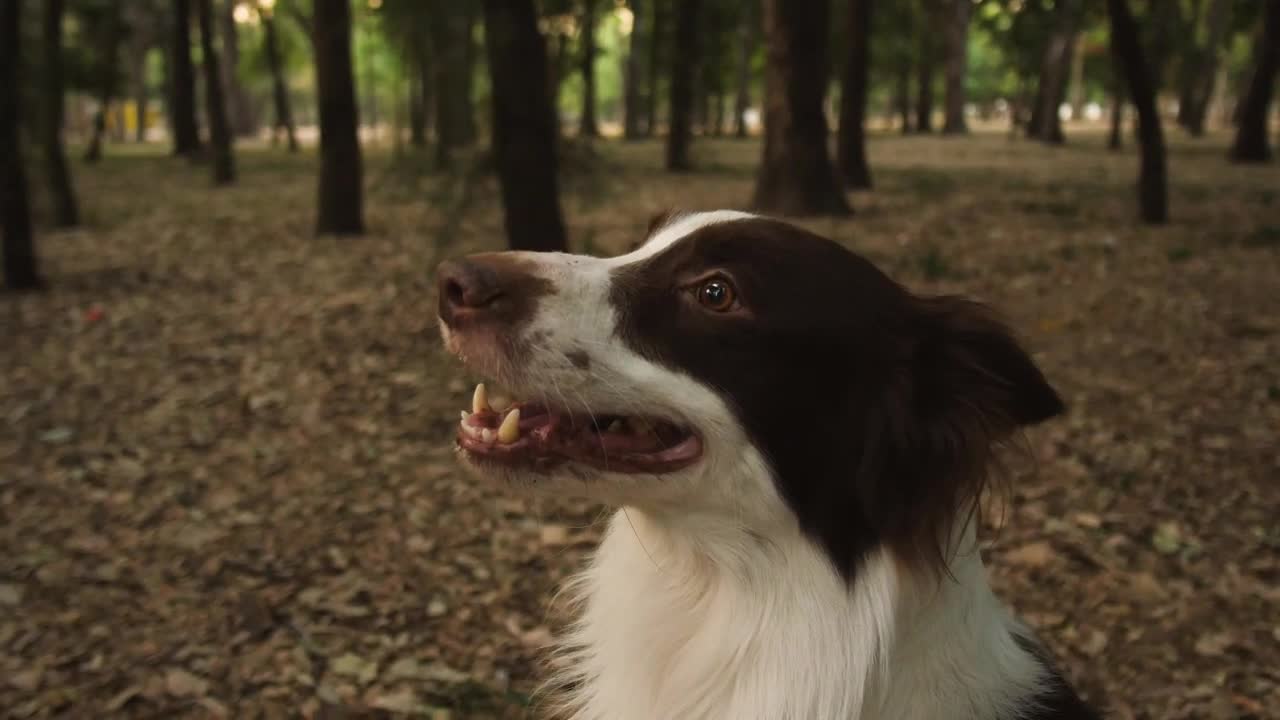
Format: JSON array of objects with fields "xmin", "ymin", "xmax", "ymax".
[{"xmin": 437, "ymin": 258, "xmax": 506, "ymax": 326}]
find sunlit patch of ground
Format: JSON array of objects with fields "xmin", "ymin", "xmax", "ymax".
[{"xmin": 2, "ymin": 130, "xmax": 1277, "ymax": 718}]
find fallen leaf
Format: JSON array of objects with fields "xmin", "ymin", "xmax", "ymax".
[
  {"xmin": 1005, "ymin": 542, "xmax": 1055, "ymax": 568},
  {"xmin": 164, "ymin": 668, "xmax": 210, "ymax": 697}
]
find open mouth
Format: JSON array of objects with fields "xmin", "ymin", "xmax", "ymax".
[{"xmin": 456, "ymin": 383, "xmax": 703, "ymax": 474}]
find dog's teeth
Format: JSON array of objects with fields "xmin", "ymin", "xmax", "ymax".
[
  {"xmin": 472, "ymin": 383, "xmax": 489, "ymax": 414},
  {"xmin": 461, "ymin": 422, "xmax": 482, "ymax": 439},
  {"xmin": 498, "ymin": 408, "xmax": 521, "ymax": 443},
  {"xmin": 480, "ymin": 428, "xmax": 496, "ymax": 443},
  {"xmin": 630, "ymin": 418, "xmax": 654, "ymax": 435},
  {"xmin": 606, "ymin": 419, "xmax": 625, "ymax": 433},
  {"xmin": 460, "ymin": 410, "xmax": 471, "ymax": 422}
]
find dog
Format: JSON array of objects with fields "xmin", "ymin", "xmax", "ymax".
[{"xmin": 436, "ymin": 211, "xmax": 1101, "ymax": 720}]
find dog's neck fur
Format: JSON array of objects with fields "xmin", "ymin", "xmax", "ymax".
[{"xmin": 550, "ymin": 507, "xmax": 1048, "ymax": 720}]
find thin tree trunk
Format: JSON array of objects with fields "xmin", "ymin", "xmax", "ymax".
[
  {"xmin": 1068, "ymin": 34, "xmax": 1085, "ymax": 119},
  {"xmin": 1031, "ymin": 0, "xmax": 1080, "ymax": 144},
  {"xmin": 666, "ymin": 0, "xmax": 699, "ymax": 170},
  {"xmin": 1184, "ymin": 0, "xmax": 1231, "ymax": 137},
  {"xmin": 942, "ymin": 0, "xmax": 968, "ymax": 134},
  {"xmin": 1229, "ymin": 0, "xmax": 1280, "ymax": 162},
  {"xmin": 262, "ymin": 12, "xmax": 298, "ymax": 152},
  {"xmin": 580, "ymin": 0, "xmax": 600, "ymax": 138},
  {"xmin": 42, "ymin": 0, "xmax": 78, "ymax": 227},
  {"xmin": 624, "ymin": 0, "xmax": 644, "ymax": 139},
  {"xmin": 220, "ymin": 0, "xmax": 254, "ymax": 136},
  {"xmin": 85, "ymin": 7, "xmax": 122, "ymax": 163},
  {"xmin": 313, "ymin": 0, "xmax": 364, "ymax": 235},
  {"xmin": 896, "ymin": 59, "xmax": 912, "ymax": 133},
  {"xmin": 170, "ymin": 0, "xmax": 201, "ymax": 156},
  {"xmin": 481, "ymin": 0, "xmax": 567, "ymax": 252},
  {"xmin": 733, "ymin": 0, "xmax": 758, "ymax": 138},
  {"xmin": 837, "ymin": 0, "xmax": 873, "ymax": 188},
  {"xmin": 197, "ymin": 0, "xmax": 234, "ymax": 184},
  {"xmin": 752, "ymin": 0, "xmax": 848, "ymax": 216},
  {"xmin": 647, "ymin": 0, "xmax": 668, "ymax": 137},
  {"xmin": 1107, "ymin": 0, "xmax": 1168, "ymax": 223},
  {"xmin": 915, "ymin": 32, "xmax": 935, "ymax": 133},
  {"xmin": 131, "ymin": 32, "xmax": 150, "ymax": 143},
  {"xmin": 1108, "ymin": 80, "xmax": 1124, "ymax": 150},
  {"xmin": 460, "ymin": 4, "xmax": 478, "ymax": 145},
  {"xmin": 713, "ymin": 91, "xmax": 726, "ymax": 136},
  {"xmin": 1, "ymin": 0, "xmax": 40, "ymax": 290},
  {"xmin": 408, "ymin": 44, "xmax": 428, "ymax": 147}
]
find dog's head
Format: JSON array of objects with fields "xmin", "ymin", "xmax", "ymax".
[{"xmin": 437, "ymin": 211, "xmax": 1063, "ymax": 577}]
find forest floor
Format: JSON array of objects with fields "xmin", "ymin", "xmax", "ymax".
[{"xmin": 2, "ymin": 130, "xmax": 1278, "ymax": 720}]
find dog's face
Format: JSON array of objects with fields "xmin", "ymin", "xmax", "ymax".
[{"xmin": 437, "ymin": 212, "xmax": 1063, "ymax": 576}]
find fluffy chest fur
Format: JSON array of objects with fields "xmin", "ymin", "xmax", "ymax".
[{"xmin": 551, "ymin": 511, "xmax": 1048, "ymax": 720}]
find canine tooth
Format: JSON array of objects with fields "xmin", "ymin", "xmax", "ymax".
[
  {"xmin": 472, "ymin": 383, "xmax": 489, "ymax": 414},
  {"xmin": 460, "ymin": 410, "xmax": 471, "ymax": 422},
  {"xmin": 498, "ymin": 408, "xmax": 521, "ymax": 443},
  {"xmin": 481, "ymin": 428, "xmax": 496, "ymax": 443}
]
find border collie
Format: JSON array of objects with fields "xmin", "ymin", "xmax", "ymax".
[{"xmin": 436, "ymin": 211, "xmax": 1101, "ymax": 720}]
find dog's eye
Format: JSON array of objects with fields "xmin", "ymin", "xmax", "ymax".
[{"xmin": 696, "ymin": 279, "xmax": 737, "ymax": 312}]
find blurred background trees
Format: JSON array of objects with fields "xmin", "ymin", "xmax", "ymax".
[{"xmin": 3, "ymin": 0, "xmax": 1279, "ymax": 289}]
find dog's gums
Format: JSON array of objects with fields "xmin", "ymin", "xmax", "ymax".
[{"xmin": 456, "ymin": 383, "xmax": 703, "ymax": 473}]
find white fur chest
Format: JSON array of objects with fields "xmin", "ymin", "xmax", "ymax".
[{"xmin": 547, "ymin": 511, "xmax": 1046, "ymax": 720}]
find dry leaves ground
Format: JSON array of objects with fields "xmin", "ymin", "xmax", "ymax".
[{"xmin": 1, "ymin": 132, "xmax": 1278, "ymax": 719}]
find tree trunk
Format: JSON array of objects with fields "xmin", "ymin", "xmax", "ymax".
[
  {"xmin": 1183, "ymin": 0, "xmax": 1231, "ymax": 137},
  {"xmin": 170, "ymin": 0, "xmax": 201, "ymax": 156},
  {"xmin": 408, "ymin": 46, "xmax": 428, "ymax": 147},
  {"xmin": 580, "ymin": 0, "xmax": 600, "ymax": 138},
  {"xmin": 733, "ymin": 0, "xmax": 758, "ymax": 138},
  {"xmin": 1030, "ymin": 0, "xmax": 1079, "ymax": 144},
  {"xmin": 713, "ymin": 91, "xmax": 726, "ymax": 136},
  {"xmin": 1229, "ymin": 0, "xmax": 1280, "ymax": 162},
  {"xmin": 752, "ymin": 0, "xmax": 848, "ymax": 216},
  {"xmin": 85, "ymin": 7, "xmax": 123, "ymax": 163},
  {"xmin": 262, "ymin": 12, "xmax": 298, "ymax": 152},
  {"xmin": 666, "ymin": 0, "xmax": 699, "ymax": 170},
  {"xmin": 548, "ymin": 32, "xmax": 567, "ymax": 135},
  {"xmin": 1, "ymin": 0, "xmax": 40, "ymax": 290},
  {"xmin": 220, "ymin": 0, "xmax": 255, "ymax": 137},
  {"xmin": 915, "ymin": 32, "xmax": 935, "ymax": 133},
  {"xmin": 42, "ymin": 0, "xmax": 78, "ymax": 228},
  {"xmin": 647, "ymin": 0, "xmax": 668, "ymax": 137},
  {"xmin": 130, "ymin": 31, "xmax": 150, "ymax": 143},
  {"xmin": 1108, "ymin": 81, "xmax": 1124, "ymax": 150},
  {"xmin": 1106, "ymin": 0, "xmax": 1168, "ymax": 224},
  {"xmin": 313, "ymin": 0, "xmax": 364, "ymax": 235},
  {"xmin": 942, "ymin": 0, "xmax": 968, "ymax": 134},
  {"xmin": 197, "ymin": 0, "xmax": 234, "ymax": 184},
  {"xmin": 431, "ymin": 2, "xmax": 475, "ymax": 165},
  {"xmin": 624, "ymin": 0, "xmax": 644, "ymax": 139},
  {"xmin": 481, "ymin": 0, "xmax": 567, "ymax": 252},
  {"xmin": 837, "ymin": 0, "xmax": 873, "ymax": 188},
  {"xmin": 896, "ymin": 59, "xmax": 912, "ymax": 133}
]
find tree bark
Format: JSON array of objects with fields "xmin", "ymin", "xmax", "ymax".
[
  {"xmin": 624, "ymin": 0, "xmax": 645, "ymax": 139},
  {"xmin": 1107, "ymin": 0, "xmax": 1168, "ymax": 224},
  {"xmin": 837, "ymin": 0, "xmax": 873, "ymax": 188},
  {"xmin": 942, "ymin": 0, "xmax": 968, "ymax": 134},
  {"xmin": 1229, "ymin": 0, "xmax": 1280, "ymax": 162},
  {"xmin": 197, "ymin": 0, "xmax": 235, "ymax": 184},
  {"xmin": 666, "ymin": 0, "xmax": 700, "ymax": 170},
  {"xmin": 262, "ymin": 11, "xmax": 298, "ymax": 152},
  {"xmin": 481, "ymin": 0, "xmax": 568, "ymax": 252},
  {"xmin": 647, "ymin": 0, "xmax": 668, "ymax": 137},
  {"xmin": 1183, "ymin": 0, "xmax": 1231, "ymax": 137},
  {"xmin": 732, "ymin": 0, "xmax": 758, "ymax": 138},
  {"xmin": 2, "ymin": 0, "xmax": 40, "ymax": 290},
  {"xmin": 580, "ymin": 0, "xmax": 600, "ymax": 138},
  {"xmin": 42, "ymin": 0, "xmax": 78, "ymax": 227},
  {"xmin": 313, "ymin": 0, "xmax": 364, "ymax": 235},
  {"xmin": 752, "ymin": 0, "xmax": 849, "ymax": 216},
  {"xmin": 85, "ymin": 6, "xmax": 123, "ymax": 163},
  {"xmin": 170, "ymin": 0, "xmax": 201, "ymax": 156},
  {"xmin": 431, "ymin": 1, "xmax": 475, "ymax": 166},
  {"xmin": 220, "ymin": 0, "xmax": 255, "ymax": 137}
]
